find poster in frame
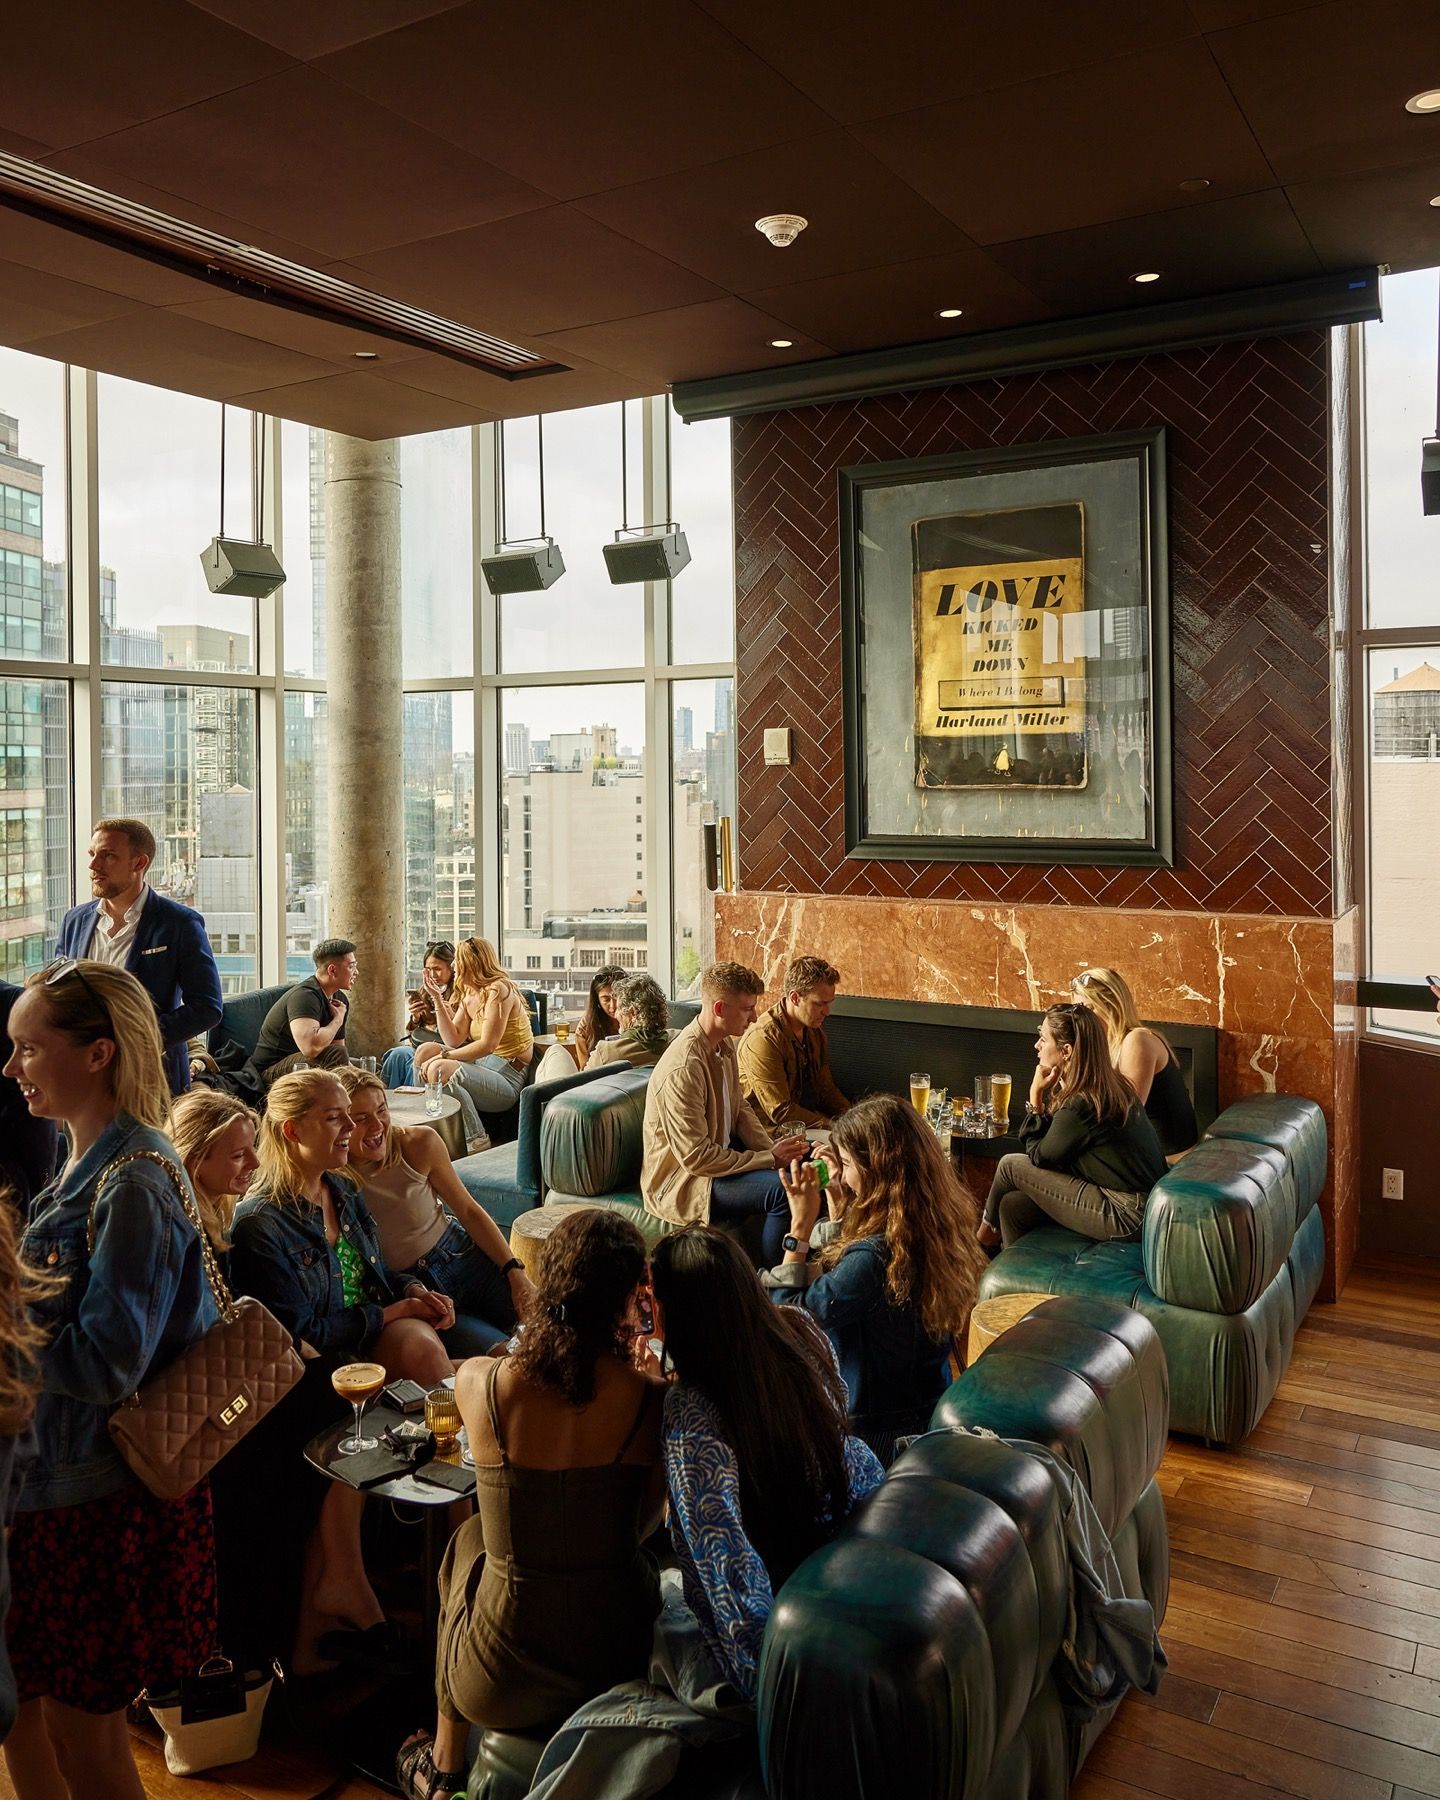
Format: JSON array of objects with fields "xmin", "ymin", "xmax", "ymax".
[{"xmin": 839, "ymin": 428, "xmax": 1173, "ymax": 867}]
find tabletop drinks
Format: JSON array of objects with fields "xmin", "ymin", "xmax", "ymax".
[
  {"xmin": 332, "ymin": 1360, "xmax": 387, "ymax": 1455},
  {"xmin": 990, "ymin": 1072, "xmax": 1013, "ymax": 1131},
  {"xmin": 555, "ymin": 1018, "xmax": 570, "ymax": 1045},
  {"xmin": 425, "ymin": 1384, "xmax": 461, "ymax": 1455},
  {"xmin": 910, "ymin": 1072, "xmax": 931, "ymax": 1113},
  {"xmin": 425, "ymin": 1074, "xmax": 443, "ymax": 1117}
]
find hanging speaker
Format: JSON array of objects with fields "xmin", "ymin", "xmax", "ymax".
[
  {"xmin": 603, "ymin": 527, "xmax": 691, "ymax": 585},
  {"xmin": 480, "ymin": 539, "xmax": 566, "ymax": 595},
  {"xmin": 200, "ymin": 536, "xmax": 286, "ymax": 599}
]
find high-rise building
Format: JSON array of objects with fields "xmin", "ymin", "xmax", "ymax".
[
  {"xmin": 504, "ymin": 722, "xmax": 531, "ymax": 774},
  {"xmin": 675, "ymin": 706, "xmax": 693, "ymax": 753},
  {"xmin": 403, "ymin": 691, "xmax": 454, "ymax": 980},
  {"xmin": 505, "ymin": 766, "xmax": 645, "ymax": 931}
]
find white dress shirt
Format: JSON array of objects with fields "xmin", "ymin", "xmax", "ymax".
[{"xmin": 87, "ymin": 886, "xmax": 148, "ymax": 967}]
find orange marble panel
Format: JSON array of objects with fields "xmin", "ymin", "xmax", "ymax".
[{"xmin": 716, "ymin": 890, "xmax": 1353, "ymax": 1298}]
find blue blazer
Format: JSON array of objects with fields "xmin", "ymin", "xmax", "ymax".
[{"xmin": 56, "ymin": 888, "xmax": 223, "ymax": 1095}]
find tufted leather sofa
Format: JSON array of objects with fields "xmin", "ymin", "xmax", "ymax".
[
  {"xmin": 758, "ymin": 1292, "xmax": 1169, "ymax": 1800},
  {"xmin": 978, "ymin": 1093, "xmax": 1326, "ymax": 1446}
]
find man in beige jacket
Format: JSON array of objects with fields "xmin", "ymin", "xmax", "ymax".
[
  {"xmin": 642, "ymin": 961, "xmax": 808, "ymax": 1265},
  {"xmin": 738, "ymin": 954, "xmax": 851, "ymax": 1130}
]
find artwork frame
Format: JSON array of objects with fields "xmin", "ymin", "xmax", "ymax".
[{"xmin": 838, "ymin": 428, "xmax": 1173, "ymax": 867}]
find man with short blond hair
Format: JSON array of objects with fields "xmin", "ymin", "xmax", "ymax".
[
  {"xmin": 739, "ymin": 954, "xmax": 851, "ymax": 1130},
  {"xmin": 642, "ymin": 960, "xmax": 808, "ymax": 1264},
  {"xmin": 55, "ymin": 815, "xmax": 223, "ymax": 1095}
]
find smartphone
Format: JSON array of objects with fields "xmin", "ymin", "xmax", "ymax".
[
  {"xmin": 638, "ymin": 1291, "xmax": 655, "ymax": 1336},
  {"xmin": 382, "ymin": 1378, "xmax": 427, "ymax": 1414}
]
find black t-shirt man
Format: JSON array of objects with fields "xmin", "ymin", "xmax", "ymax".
[{"xmin": 251, "ymin": 975, "xmax": 348, "ymax": 1077}]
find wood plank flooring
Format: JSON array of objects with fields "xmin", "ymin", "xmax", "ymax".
[{"xmin": 2, "ymin": 1257, "xmax": 1436, "ymax": 1798}]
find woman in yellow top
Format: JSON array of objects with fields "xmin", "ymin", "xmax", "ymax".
[{"xmin": 415, "ymin": 937, "xmax": 534, "ymax": 1141}]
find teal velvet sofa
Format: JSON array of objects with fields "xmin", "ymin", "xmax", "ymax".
[
  {"xmin": 978, "ymin": 1092, "xmax": 1326, "ymax": 1446},
  {"xmin": 468, "ymin": 1292, "xmax": 1168, "ymax": 1800}
]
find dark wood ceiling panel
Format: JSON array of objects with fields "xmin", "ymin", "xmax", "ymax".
[
  {"xmin": 574, "ymin": 131, "xmax": 970, "ymax": 292},
  {"xmin": 536, "ymin": 297, "xmax": 833, "ymax": 385},
  {"xmin": 1286, "ymin": 159, "xmax": 1440, "ymax": 273},
  {"xmin": 184, "ymin": 0, "xmax": 470, "ymax": 60},
  {"xmin": 0, "ymin": 259, "xmax": 143, "ymax": 347},
  {"xmin": 159, "ymin": 292, "xmax": 409, "ymax": 366},
  {"xmin": 378, "ymin": 351, "xmax": 638, "ymax": 419},
  {"xmin": 986, "ymin": 189, "xmax": 1321, "ymax": 312},
  {"xmin": 1209, "ymin": 0, "xmax": 1440, "ymax": 183},
  {"xmin": 14, "ymin": 310, "xmax": 339, "ymax": 402},
  {"xmin": 345, "ymin": 208, "xmax": 724, "ymax": 337},
  {"xmin": 4, "ymin": 0, "xmax": 291, "ymax": 152},
  {"xmin": 44, "ymin": 66, "xmax": 550, "ymax": 262},
  {"xmin": 857, "ymin": 40, "xmax": 1276, "ymax": 246},
  {"xmin": 697, "ymin": 0, "xmax": 1198, "ymax": 123},
  {"xmin": 1184, "ymin": 0, "xmax": 1327, "ymax": 24},
  {"xmin": 742, "ymin": 249, "xmax": 1051, "ymax": 352},
  {"xmin": 0, "ymin": 204, "xmax": 228, "ymax": 305},
  {"xmin": 316, "ymin": 0, "xmax": 832, "ymax": 199},
  {"xmin": 225, "ymin": 370, "xmax": 493, "ymax": 435}
]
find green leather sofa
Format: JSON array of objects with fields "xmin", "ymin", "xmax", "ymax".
[
  {"xmin": 758, "ymin": 1293, "xmax": 1169, "ymax": 1800},
  {"xmin": 978, "ymin": 1092, "xmax": 1326, "ymax": 1445},
  {"xmin": 537, "ymin": 1066, "xmax": 671, "ymax": 1244}
]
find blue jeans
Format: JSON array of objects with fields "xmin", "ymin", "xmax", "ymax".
[
  {"xmin": 381, "ymin": 1044, "xmax": 416, "ymax": 1088},
  {"xmin": 402, "ymin": 1217, "xmax": 517, "ymax": 1355},
  {"xmin": 709, "ymin": 1168, "xmax": 790, "ymax": 1267}
]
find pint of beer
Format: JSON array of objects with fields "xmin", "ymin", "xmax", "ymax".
[
  {"xmin": 909, "ymin": 1072, "xmax": 931, "ymax": 1113},
  {"xmin": 990, "ymin": 1072, "xmax": 1013, "ymax": 1129}
]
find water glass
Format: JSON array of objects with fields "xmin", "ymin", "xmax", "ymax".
[{"xmin": 973, "ymin": 1074, "xmax": 991, "ymax": 1113}]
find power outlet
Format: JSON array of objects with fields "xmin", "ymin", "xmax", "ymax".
[{"xmin": 1382, "ymin": 1168, "xmax": 1405, "ymax": 1201}]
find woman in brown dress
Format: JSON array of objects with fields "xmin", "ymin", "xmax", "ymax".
[{"xmin": 397, "ymin": 1208, "xmax": 664, "ymax": 1800}]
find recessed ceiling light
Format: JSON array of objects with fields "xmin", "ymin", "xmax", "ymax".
[
  {"xmin": 353, "ymin": 350, "xmax": 379, "ymax": 359},
  {"xmin": 1132, "ymin": 271, "xmax": 1161, "ymax": 284},
  {"xmin": 1405, "ymin": 88, "xmax": 1440, "ymax": 113},
  {"xmin": 1431, "ymin": 194, "xmax": 1440, "ymax": 207},
  {"xmin": 769, "ymin": 338, "xmax": 794, "ymax": 348},
  {"xmin": 1179, "ymin": 178, "xmax": 1211, "ymax": 192},
  {"xmin": 935, "ymin": 307, "xmax": 964, "ymax": 319}
]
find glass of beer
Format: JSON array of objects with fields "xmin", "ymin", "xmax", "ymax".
[
  {"xmin": 425, "ymin": 1384, "xmax": 461, "ymax": 1456},
  {"xmin": 554, "ymin": 1018, "xmax": 570, "ymax": 1045},
  {"xmin": 332, "ymin": 1361, "xmax": 387, "ymax": 1455},
  {"xmin": 909, "ymin": 1072, "xmax": 931, "ymax": 1113},
  {"xmin": 990, "ymin": 1073, "xmax": 1013, "ymax": 1131}
]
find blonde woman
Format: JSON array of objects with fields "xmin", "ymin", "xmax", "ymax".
[
  {"xmin": 167, "ymin": 1088, "xmax": 260, "ymax": 1258},
  {"xmin": 1072, "ymin": 967, "xmax": 1198, "ymax": 1156},
  {"xmin": 337, "ymin": 1067, "xmax": 534, "ymax": 1354},
  {"xmin": 415, "ymin": 937, "xmax": 534, "ymax": 1138},
  {"xmin": 773, "ymin": 1093, "xmax": 986, "ymax": 1463},
  {"xmin": 2, "ymin": 961, "xmax": 217, "ymax": 1798}
]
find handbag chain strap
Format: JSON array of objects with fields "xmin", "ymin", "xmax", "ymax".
[{"xmin": 86, "ymin": 1149, "xmax": 240, "ymax": 1325}]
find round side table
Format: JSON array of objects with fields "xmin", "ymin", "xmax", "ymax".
[
  {"xmin": 509, "ymin": 1202, "xmax": 595, "ymax": 1282},
  {"xmin": 386, "ymin": 1088, "xmax": 466, "ymax": 1160},
  {"xmin": 965, "ymin": 1291, "xmax": 1055, "ymax": 1366}
]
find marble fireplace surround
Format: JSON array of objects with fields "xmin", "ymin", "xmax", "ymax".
[{"xmin": 716, "ymin": 890, "xmax": 1357, "ymax": 1299}]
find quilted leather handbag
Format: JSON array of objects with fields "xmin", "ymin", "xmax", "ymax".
[{"xmin": 87, "ymin": 1149, "xmax": 305, "ymax": 1501}]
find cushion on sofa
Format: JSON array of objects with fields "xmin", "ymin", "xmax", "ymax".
[
  {"xmin": 1143, "ymin": 1137, "xmax": 1296, "ymax": 1314},
  {"xmin": 539, "ymin": 1067, "xmax": 650, "ymax": 1197},
  {"xmin": 1204, "ymin": 1093, "xmax": 1326, "ymax": 1222},
  {"xmin": 210, "ymin": 982, "xmax": 293, "ymax": 1059}
]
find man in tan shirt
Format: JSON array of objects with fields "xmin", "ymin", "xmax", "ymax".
[
  {"xmin": 738, "ymin": 954, "xmax": 851, "ymax": 1130},
  {"xmin": 642, "ymin": 961, "xmax": 808, "ymax": 1265}
]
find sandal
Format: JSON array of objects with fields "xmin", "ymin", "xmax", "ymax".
[{"xmin": 396, "ymin": 1730, "xmax": 467, "ymax": 1800}]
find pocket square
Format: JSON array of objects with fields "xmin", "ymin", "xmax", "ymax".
[{"xmin": 141, "ymin": 945, "xmax": 168, "ymax": 955}]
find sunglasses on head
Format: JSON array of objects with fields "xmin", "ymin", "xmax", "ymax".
[
  {"xmin": 44, "ymin": 957, "xmax": 110, "ymax": 1024},
  {"xmin": 425, "ymin": 941, "xmax": 456, "ymax": 959}
]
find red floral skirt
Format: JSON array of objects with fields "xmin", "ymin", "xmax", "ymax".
[{"xmin": 8, "ymin": 1481, "xmax": 217, "ymax": 1714}]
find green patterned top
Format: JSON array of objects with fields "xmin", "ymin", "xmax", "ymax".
[{"xmin": 335, "ymin": 1230, "xmax": 377, "ymax": 1307}]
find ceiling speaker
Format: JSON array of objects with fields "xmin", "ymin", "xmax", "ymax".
[
  {"xmin": 603, "ymin": 527, "xmax": 691, "ymax": 585},
  {"xmin": 199, "ymin": 535, "xmax": 286, "ymax": 599},
  {"xmin": 480, "ymin": 540, "xmax": 566, "ymax": 595}
]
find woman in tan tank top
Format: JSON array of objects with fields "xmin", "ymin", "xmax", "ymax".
[
  {"xmin": 337, "ymin": 1069, "xmax": 535, "ymax": 1354},
  {"xmin": 414, "ymin": 938, "xmax": 534, "ymax": 1146},
  {"xmin": 396, "ymin": 1209, "xmax": 664, "ymax": 1800}
]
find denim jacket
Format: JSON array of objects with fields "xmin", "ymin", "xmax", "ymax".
[
  {"xmin": 229, "ymin": 1173, "xmax": 409, "ymax": 1358},
  {"xmin": 19, "ymin": 1114, "xmax": 217, "ymax": 1512}
]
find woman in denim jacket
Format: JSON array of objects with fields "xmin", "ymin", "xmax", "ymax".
[
  {"xmin": 1, "ymin": 961, "xmax": 217, "ymax": 1800},
  {"xmin": 228, "ymin": 1068, "xmax": 457, "ymax": 1670}
]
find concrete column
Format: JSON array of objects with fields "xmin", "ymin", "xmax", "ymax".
[{"xmin": 325, "ymin": 434, "xmax": 403, "ymax": 1058}]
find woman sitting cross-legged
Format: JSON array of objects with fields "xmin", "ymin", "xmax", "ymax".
[
  {"xmin": 227, "ymin": 1069, "xmax": 458, "ymax": 1670},
  {"xmin": 649, "ymin": 1225, "xmax": 883, "ymax": 1699},
  {"xmin": 337, "ymin": 1066, "xmax": 535, "ymax": 1354},
  {"xmin": 977, "ymin": 1001, "xmax": 1168, "ymax": 1253},
  {"xmin": 381, "ymin": 939, "xmax": 456, "ymax": 1090},
  {"xmin": 414, "ymin": 937, "xmax": 533, "ymax": 1148},
  {"xmin": 2, "ymin": 962, "xmax": 218, "ymax": 1800},
  {"xmin": 1071, "ymin": 966, "xmax": 1198, "ymax": 1158},
  {"xmin": 772, "ymin": 1093, "xmax": 986, "ymax": 1464},
  {"xmin": 398, "ymin": 1208, "xmax": 664, "ymax": 1800}
]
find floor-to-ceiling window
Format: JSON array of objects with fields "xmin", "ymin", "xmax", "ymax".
[{"xmin": 0, "ymin": 356, "xmax": 735, "ymax": 1009}]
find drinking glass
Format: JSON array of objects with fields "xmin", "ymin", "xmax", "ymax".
[
  {"xmin": 425, "ymin": 1384, "xmax": 461, "ymax": 1455},
  {"xmin": 973, "ymin": 1074, "xmax": 991, "ymax": 1113},
  {"xmin": 990, "ymin": 1072, "xmax": 1013, "ymax": 1130},
  {"xmin": 332, "ymin": 1361, "xmax": 386, "ymax": 1455},
  {"xmin": 909, "ymin": 1072, "xmax": 931, "ymax": 1113},
  {"xmin": 555, "ymin": 1018, "xmax": 571, "ymax": 1045}
]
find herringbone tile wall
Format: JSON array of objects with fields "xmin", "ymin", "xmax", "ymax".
[{"xmin": 734, "ymin": 330, "xmax": 1335, "ymax": 916}]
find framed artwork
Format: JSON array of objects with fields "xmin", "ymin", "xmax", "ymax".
[{"xmin": 839, "ymin": 428, "xmax": 1172, "ymax": 866}]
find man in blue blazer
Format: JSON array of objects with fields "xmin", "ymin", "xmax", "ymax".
[{"xmin": 55, "ymin": 817, "xmax": 224, "ymax": 1095}]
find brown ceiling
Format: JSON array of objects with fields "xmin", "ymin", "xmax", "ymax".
[{"xmin": 1, "ymin": 0, "xmax": 1437, "ymax": 437}]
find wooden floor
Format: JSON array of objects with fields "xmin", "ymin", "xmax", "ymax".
[{"xmin": 3, "ymin": 1256, "xmax": 1438, "ymax": 1798}]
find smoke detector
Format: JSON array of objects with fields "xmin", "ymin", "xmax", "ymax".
[{"xmin": 755, "ymin": 213, "xmax": 808, "ymax": 248}]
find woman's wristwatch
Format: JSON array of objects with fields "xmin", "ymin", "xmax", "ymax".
[
  {"xmin": 782, "ymin": 1233, "xmax": 809, "ymax": 1255},
  {"xmin": 499, "ymin": 1256, "xmax": 524, "ymax": 1277}
]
